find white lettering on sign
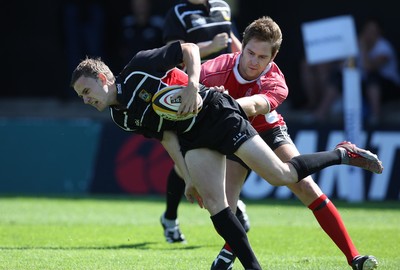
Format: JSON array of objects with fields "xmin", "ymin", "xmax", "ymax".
[
  {"xmin": 241, "ymin": 130, "xmax": 399, "ymax": 201},
  {"xmin": 369, "ymin": 132, "xmax": 400, "ymax": 200}
]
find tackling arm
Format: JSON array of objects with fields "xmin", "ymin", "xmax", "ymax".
[{"xmin": 236, "ymin": 94, "xmax": 271, "ymax": 117}]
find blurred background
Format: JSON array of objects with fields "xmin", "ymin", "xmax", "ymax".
[{"xmin": 1, "ymin": 0, "xmax": 399, "ymax": 201}]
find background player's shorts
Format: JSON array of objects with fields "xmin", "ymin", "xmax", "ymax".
[{"xmin": 227, "ymin": 124, "xmax": 294, "ymax": 170}]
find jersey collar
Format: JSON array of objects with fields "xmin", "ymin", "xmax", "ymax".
[{"xmin": 233, "ymin": 53, "xmax": 272, "ymax": 84}]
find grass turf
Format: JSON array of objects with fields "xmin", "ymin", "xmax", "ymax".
[{"xmin": 0, "ymin": 195, "xmax": 399, "ymax": 269}]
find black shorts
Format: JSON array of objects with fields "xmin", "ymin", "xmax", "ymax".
[
  {"xmin": 228, "ymin": 124, "xmax": 294, "ymax": 170},
  {"xmin": 178, "ymin": 91, "xmax": 258, "ymax": 156}
]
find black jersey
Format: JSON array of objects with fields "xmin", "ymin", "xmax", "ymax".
[
  {"xmin": 110, "ymin": 41, "xmax": 211, "ymax": 140},
  {"xmin": 110, "ymin": 41, "xmax": 257, "ymax": 155},
  {"xmin": 163, "ymin": 0, "xmax": 233, "ymax": 60}
]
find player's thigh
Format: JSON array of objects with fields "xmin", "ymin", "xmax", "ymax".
[
  {"xmin": 185, "ymin": 148, "xmax": 228, "ymax": 211},
  {"xmin": 235, "ymin": 135, "xmax": 295, "ymax": 185}
]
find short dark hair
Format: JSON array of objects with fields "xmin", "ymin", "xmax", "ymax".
[
  {"xmin": 242, "ymin": 16, "xmax": 283, "ymax": 56},
  {"xmin": 70, "ymin": 57, "xmax": 115, "ymax": 87}
]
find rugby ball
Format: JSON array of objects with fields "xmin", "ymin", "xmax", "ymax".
[{"xmin": 152, "ymin": 85, "xmax": 203, "ymax": 121}]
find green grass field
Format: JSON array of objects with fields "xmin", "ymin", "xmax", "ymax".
[{"xmin": 0, "ymin": 195, "xmax": 399, "ymax": 270}]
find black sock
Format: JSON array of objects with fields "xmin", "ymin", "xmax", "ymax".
[
  {"xmin": 164, "ymin": 168, "xmax": 186, "ymax": 220},
  {"xmin": 211, "ymin": 207, "xmax": 261, "ymax": 270},
  {"xmin": 288, "ymin": 149, "xmax": 342, "ymax": 181}
]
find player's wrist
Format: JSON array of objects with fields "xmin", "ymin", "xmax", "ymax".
[{"xmin": 187, "ymin": 81, "xmax": 199, "ymax": 91}]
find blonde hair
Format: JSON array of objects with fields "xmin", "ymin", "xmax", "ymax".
[
  {"xmin": 70, "ymin": 57, "xmax": 115, "ymax": 87},
  {"xmin": 242, "ymin": 16, "xmax": 283, "ymax": 56}
]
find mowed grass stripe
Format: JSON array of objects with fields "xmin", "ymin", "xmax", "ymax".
[{"xmin": 0, "ymin": 196, "xmax": 399, "ymax": 269}]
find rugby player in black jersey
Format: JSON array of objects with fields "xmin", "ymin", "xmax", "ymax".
[
  {"xmin": 161, "ymin": 0, "xmax": 249, "ymax": 246},
  {"xmin": 71, "ymin": 41, "xmax": 383, "ymax": 270}
]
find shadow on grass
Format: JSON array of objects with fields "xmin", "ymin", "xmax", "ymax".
[
  {"xmin": 0, "ymin": 194, "xmax": 399, "ymax": 210},
  {"xmin": 0, "ymin": 242, "xmax": 203, "ymax": 251}
]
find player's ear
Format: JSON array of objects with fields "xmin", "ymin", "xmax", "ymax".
[{"xmin": 98, "ymin": 73, "xmax": 107, "ymax": 85}]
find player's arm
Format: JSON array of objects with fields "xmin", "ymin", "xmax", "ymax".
[
  {"xmin": 230, "ymin": 31, "xmax": 242, "ymax": 52},
  {"xmin": 181, "ymin": 43, "xmax": 201, "ymax": 85},
  {"xmin": 238, "ymin": 72, "xmax": 288, "ymax": 115},
  {"xmin": 175, "ymin": 43, "xmax": 201, "ymax": 115},
  {"xmin": 161, "ymin": 131, "xmax": 204, "ymax": 207},
  {"xmin": 168, "ymin": 31, "xmax": 239, "ymax": 59},
  {"xmin": 167, "ymin": 38, "xmax": 220, "ymax": 59},
  {"xmin": 161, "ymin": 131, "xmax": 191, "ymax": 183},
  {"xmin": 235, "ymin": 95, "xmax": 270, "ymax": 117},
  {"xmin": 196, "ymin": 32, "xmax": 231, "ymax": 58}
]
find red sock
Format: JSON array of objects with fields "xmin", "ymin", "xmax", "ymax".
[{"xmin": 308, "ymin": 194, "xmax": 359, "ymax": 265}]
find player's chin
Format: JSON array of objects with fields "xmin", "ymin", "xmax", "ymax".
[
  {"xmin": 94, "ymin": 103, "xmax": 107, "ymax": 111},
  {"xmin": 249, "ymin": 69, "xmax": 261, "ymax": 79}
]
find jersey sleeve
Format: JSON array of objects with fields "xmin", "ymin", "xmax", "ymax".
[
  {"xmin": 259, "ymin": 70, "xmax": 289, "ymax": 112},
  {"xmin": 129, "ymin": 42, "xmax": 183, "ymax": 73}
]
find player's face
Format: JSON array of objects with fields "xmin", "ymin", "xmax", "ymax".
[
  {"xmin": 239, "ymin": 39, "xmax": 273, "ymax": 81},
  {"xmin": 73, "ymin": 75, "xmax": 110, "ymax": 111}
]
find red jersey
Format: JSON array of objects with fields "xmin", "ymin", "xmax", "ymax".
[{"xmin": 200, "ymin": 52, "xmax": 288, "ymax": 132}]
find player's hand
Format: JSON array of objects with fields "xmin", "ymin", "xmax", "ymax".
[
  {"xmin": 173, "ymin": 84, "xmax": 199, "ymax": 116},
  {"xmin": 185, "ymin": 183, "xmax": 204, "ymax": 208},
  {"xmin": 209, "ymin": 85, "xmax": 228, "ymax": 94},
  {"xmin": 211, "ymin": 33, "xmax": 230, "ymax": 51}
]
